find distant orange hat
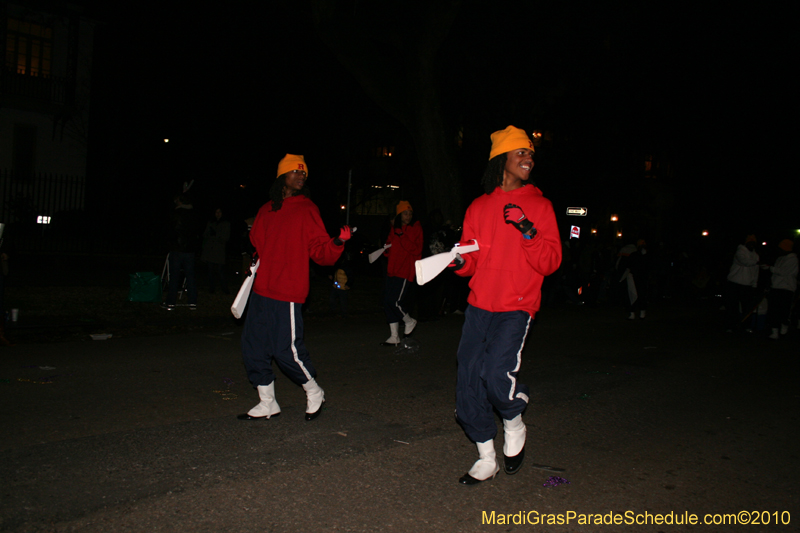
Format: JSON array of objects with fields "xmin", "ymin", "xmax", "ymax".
[
  {"xmin": 778, "ymin": 239, "xmax": 794, "ymax": 252},
  {"xmin": 489, "ymin": 126, "xmax": 535, "ymax": 160},
  {"xmin": 745, "ymin": 234, "xmax": 756, "ymax": 243},
  {"xmin": 277, "ymin": 154, "xmax": 308, "ymax": 179},
  {"xmin": 396, "ymin": 201, "xmax": 412, "ymax": 215}
]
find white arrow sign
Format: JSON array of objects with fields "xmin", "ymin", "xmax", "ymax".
[{"xmin": 566, "ymin": 207, "xmax": 587, "ymax": 216}]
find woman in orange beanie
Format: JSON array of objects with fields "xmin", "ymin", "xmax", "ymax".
[
  {"xmin": 381, "ymin": 201, "xmax": 423, "ymax": 345},
  {"xmin": 238, "ymin": 154, "xmax": 352, "ymax": 422}
]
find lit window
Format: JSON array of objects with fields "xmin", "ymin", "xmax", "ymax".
[{"xmin": 6, "ymin": 18, "xmax": 53, "ymax": 77}]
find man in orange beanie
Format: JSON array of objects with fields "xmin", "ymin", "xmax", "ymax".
[
  {"xmin": 238, "ymin": 154, "xmax": 352, "ymax": 422},
  {"xmin": 449, "ymin": 126, "xmax": 561, "ymax": 484}
]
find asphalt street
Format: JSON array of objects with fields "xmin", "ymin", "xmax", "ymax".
[{"xmin": 1, "ymin": 301, "xmax": 798, "ymax": 532}]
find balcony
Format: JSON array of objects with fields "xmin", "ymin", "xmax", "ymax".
[{"xmin": 0, "ymin": 68, "xmax": 71, "ymax": 111}]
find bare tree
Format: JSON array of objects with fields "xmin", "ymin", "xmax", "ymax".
[{"xmin": 311, "ymin": 0, "xmax": 464, "ymax": 221}]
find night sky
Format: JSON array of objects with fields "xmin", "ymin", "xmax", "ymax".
[{"xmin": 83, "ymin": 1, "xmax": 795, "ymax": 248}]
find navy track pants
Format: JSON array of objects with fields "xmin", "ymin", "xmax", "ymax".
[
  {"xmin": 456, "ymin": 305, "xmax": 531, "ymax": 443},
  {"xmin": 384, "ymin": 276, "xmax": 412, "ymax": 323},
  {"xmin": 241, "ymin": 293, "xmax": 317, "ymax": 387}
]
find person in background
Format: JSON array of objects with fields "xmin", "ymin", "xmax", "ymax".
[
  {"xmin": 163, "ymin": 194, "xmax": 199, "ymax": 310},
  {"xmin": 329, "ymin": 253, "xmax": 352, "ymax": 318},
  {"xmin": 201, "ymin": 207, "xmax": 231, "ymax": 294},
  {"xmin": 381, "ymin": 201, "xmax": 423, "ymax": 345},
  {"xmin": 626, "ymin": 239, "xmax": 650, "ymax": 319},
  {"xmin": 724, "ymin": 234, "xmax": 760, "ymax": 332},
  {"xmin": 764, "ymin": 239, "xmax": 798, "ymax": 339}
]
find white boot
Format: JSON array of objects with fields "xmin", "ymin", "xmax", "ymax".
[
  {"xmin": 780, "ymin": 323, "xmax": 789, "ymax": 335},
  {"xmin": 627, "ymin": 312, "xmax": 635, "ymax": 320},
  {"xmin": 302, "ymin": 378, "xmax": 325, "ymax": 421},
  {"xmin": 238, "ymin": 382, "xmax": 280, "ymax": 420},
  {"xmin": 382, "ymin": 323, "xmax": 401, "ymax": 345},
  {"xmin": 459, "ymin": 440, "xmax": 499, "ymax": 485},
  {"xmin": 639, "ymin": 310, "xmax": 646, "ymax": 319},
  {"xmin": 403, "ymin": 314, "xmax": 418, "ymax": 335},
  {"xmin": 769, "ymin": 328, "xmax": 780, "ymax": 340},
  {"xmin": 503, "ymin": 415, "xmax": 526, "ymax": 474}
]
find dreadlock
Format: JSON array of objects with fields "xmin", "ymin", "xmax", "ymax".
[
  {"xmin": 481, "ymin": 154, "xmax": 507, "ymax": 195},
  {"xmin": 480, "ymin": 152, "xmax": 535, "ymax": 194},
  {"xmin": 270, "ymin": 174, "xmax": 311, "ymax": 211}
]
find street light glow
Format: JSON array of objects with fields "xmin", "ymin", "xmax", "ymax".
[{"xmin": 610, "ymin": 214, "xmax": 618, "ymax": 222}]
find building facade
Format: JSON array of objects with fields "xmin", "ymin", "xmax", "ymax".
[{"xmin": 1, "ymin": 1, "xmax": 96, "ymax": 229}]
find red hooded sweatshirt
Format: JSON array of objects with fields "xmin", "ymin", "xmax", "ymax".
[
  {"xmin": 385, "ymin": 221, "xmax": 423, "ymax": 282},
  {"xmin": 456, "ymin": 185, "xmax": 561, "ymax": 317},
  {"xmin": 250, "ymin": 195, "xmax": 343, "ymax": 303}
]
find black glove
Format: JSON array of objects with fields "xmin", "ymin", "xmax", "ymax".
[
  {"xmin": 447, "ymin": 253, "xmax": 465, "ymax": 272},
  {"xmin": 503, "ymin": 204, "xmax": 536, "ymax": 236}
]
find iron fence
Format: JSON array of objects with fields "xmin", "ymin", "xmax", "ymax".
[{"xmin": 0, "ymin": 169, "xmax": 87, "ymax": 251}]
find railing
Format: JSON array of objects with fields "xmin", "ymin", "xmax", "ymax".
[
  {"xmin": 0, "ymin": 170, "xmax": 87, "ymax": 251},
  {"xmin": 0, "ymin": 68, "xmax": 69, "ymax": 105}
]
